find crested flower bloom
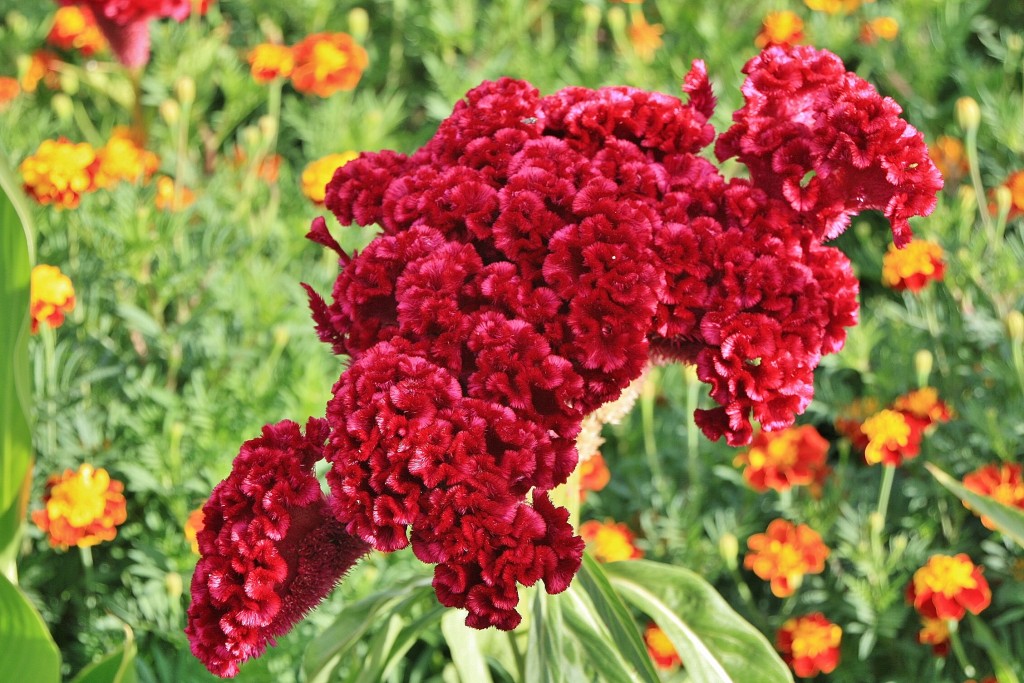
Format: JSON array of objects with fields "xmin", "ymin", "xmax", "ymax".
[
  {"xmin": 189, "ymin": 45, "xmax": 941, "ymax": 675},
  {"xmin": 301, "ymin": 151, "xmax": 358, "ymax": 204},
  {"xmin": 734, "ymin": 425, "xmax": 830, "ymax": 493},
  {"xmin": 929, "ymin": 136, "xmax": 968, "ymax": 186},
  {"xmin": 248, "ymin": 43, "xmax": 294, "ymax": 83},
  {"xmin": 31, "ymin": 464, "xmax": 127, "ymax": 548},
  {"xmin": 185, "ymin": 507, "xmax": 205, "ymax": 554},
  {"xmin": 859, "ymin": 17, "xmax": 898, "ymax": 44},
  {"xmin": 860, "ymin": 408, "xmax": 922, "ymax": 466},
  {"xmin": 19, "ymin": 137, "xmax": 99, "ymax": 208},
  {"xmin": 0, "ymin": 76, "xmax": 19, "ymax": 108},
  {"xmin": 963, "ymin": 463, "xmax": 1024, "ymax": 530},
  {"xmin": 580, "ymin": 451, "xmax": 611, "ymax": 499},
  {"xmin": 47, "ymin": 5, "xmax": 107, "ymax": 56},
  {"xmin": 290, "ymin": 33, "xmax": 368, "ymax": 97},
  {"xmin": 154, "ymin": 175, "xmax": 195, "ymax": 211},
  {"xmin": 627, "ymin": 12, "xmax": 664, "ymax": 62},
  {"xmin": 744, "ymin": 519, "xmax": 829, "ymax": 597},
  {"xmin": 95, "ymin": 126, "xmax": 160, "ymax": 187},
  {"xmin": 917, "ymin": 616, "xmax": 950, "ymax": 656},
  {"xmin": 644, "ymin": 623, "xmax": 681, "ymax": 669},
  {"xmin": 756, "ymin": 11, "xmax": 804, "ymax": 48},
  {"xmin": 776, "ymin": 613, "xmax": 841, "ymax": 677},
  {"xmin": 21, "ymin": 50, "xmax": 61, "ymax": 93},
  {"xmin": 907, "ymin": 554, "xmax": 991, "ymax": 621},
  {"xmin": 891, "ymin": 387, "xmax": 952, "ymax": 430},
  {"xmin": 30, "ymin": 264, "xmax": 76, "ymax": 334},
  {"xmin": 882, "ymin": 239, "xmax": 945, "ymax": 292},
  {"xmin": 580, "ymin": 519, "xmax": 643, "ymax": 563}
]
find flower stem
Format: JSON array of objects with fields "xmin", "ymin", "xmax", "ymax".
[
  {"xmin": 963, "ymin": 113, "xmax": 992, "ymax": 234},
  {"xmin": 948, "ymin": 621, "xmax": 976, "ymax": 679},
  {"xmin": 80, "ymin": 545, "xmax": 96, "ymax": 617},
  {"xmin": 876, "ymin": 464, "xmax": 896, "ymax": 523}
]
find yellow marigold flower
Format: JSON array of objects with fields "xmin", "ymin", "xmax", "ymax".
[
  {"xmin": 19, "ymin": 137, "xmax": 99, "ymax": 208},
  {"xmin": 881, "ymin": 239, "xmax": 945, "ymax": 292},
  {"xmin": 579, "ymin": 519, "xmax": 643, "ymax": 562},
  {"xmin": 30, "ymin": 264, "xmax": 76, "ymax": 334},
  {"xmin": 861, "ymin": 408, "xmax": 921, "ymax": 466},
  {"xmin": 248, "ymin": 43, "xmax": 294, "ymax": 84},
  {"xmin": 301, "ymin": 151, "xmax": 358, "ymax": 204},
  {"xmin": 804, "ymin": 0, "xmax": 872, "ymax": 14},
  {"xmin": 734, "ymin": 425, "xmax": 830, "ymax": 494},
  {"xmin": 644, "ymin": 623, "xmax": 681, "ymax": 669},
  {"xmin": 891, "ymin": 387, "xmax": 952, "ymax": 428},
  {"xmin": 859, "ymin": 17, "xmax": 898, "ymax": 44},
  {"xmin": 95, "ymin": 127, "xmax": 160, "ymax": 187},
  {"xmin": 627, "ymin": 12, "xmax": 664, "ymax": 63},
  {"xmin": 21, "ymin": 50, "xmax": 61, "ymax": 93},
  {"xmin": 907, "ymin": 554, "xmax": 991, "ymax": 621},
  {"xmin": 929, "ymin": 135, "xmax": 968, "ymax": 185},
  {"xmin": 47, "ymin": 5, "xmax": 107, "ymax": 57},
  {"xmin": 31, "ymin": 464, "xmax": 127, "ymax": 549},
  {"xmin": 756, "ymin": 11, "xmax": 804, "ymax": 48},
  {"xmin": 917, "ymin": 617, "xmax": 950, "ymax": 656},
  {"xmin": 0, "ymin": 76, "xmax": 20, "ymax": 109},
  {"xmin": 963, "ymin": 463, "xmax": 1024, "ymax": 530},
  {"xmin": 776, "ymin": 613, "xmax": 841, "ymax": 677},
  {"xmin": 154, "ymin": 175, "xmax": 195, "ymax": 211},
  {"xmin": 290, "ymin": 33, "xmax": 368, "ymax": 97},
  {"xmin": 185, "ymin": 507, "xmax": 205, "ymax": 554},
  {"xmin": 744, "ymin": 519, "xmax": 828, "ymax": 598}
]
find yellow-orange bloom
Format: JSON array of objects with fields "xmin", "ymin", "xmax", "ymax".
[
  {"xmin": 861, "ymin": 408, "xmax": 922, "ymax": 466},
  {"xmin": 917, "ymin": 617, "xmax": 950, "ymax": 656},
  {"xmin": 248, "ymin": 43, "xmax": 294, "ymax": 83},
  {"xmin": 580, "ymin": 451, "xmax": 611, "ymax": 499},
  {"xmin": 891, "ymin": 387, "xmax": 952, "ymax": 429},
  {"xmin": 0, "ymin": 76, "xmax": 20, "ymax": 109},
  {"xmin": 30, "ymin": 264, "xmax": 76, "ymax": 334},
  {"xmin": 834, "ymin": 396, "xmax": 879, "ymax": 451},
  {"xmin": 804, "ymin": 0, "xmax": 872, "ymax": 14},
  {"xmin": 95, "ymin": 127, "xmax": 160, "ymax": 188},
  {"xmin": 154, "ymin": 175, "xmax": 195, "ymax": 211},
  {"xmin": 580, "ymin": 519, "xmax": 643, "ymax": 562},
  {"xmin": 859, "ymin": 17, "xmax": 898, "ymax": 44},
  {"xmin": 756, "ymin": 11, "xmax": 804, "ymax": 48},
  {"xmin": 1003, "ymin": 170, "xmax": 1024, "ymax": 219},
  {"xmin": 734, "ymin": 425, "xmax": 830, "ymax": 493},
  {"xmin": 31, "ymin": 464, "xmax": 127, "ymax": 549},
  {"xmin": 21, "ymin": 50, "xmax": 61, "ymax": 93},
  {"xmin": 907, "ymin": 554, "xmax": 991, "ymax": 621},
  {"xmin": 963, "ymin": 463, "xmax": 1024, "ymax": 530},
  {"xmin": 644, "ymin": 623, "xmax": 681, "ymax": 670},
  {"xmin": 627, "ymin": 12, "xmax": 664, "ymax": 63},
  {"xmin": 19, "ymin": 137, "xmax": 99, "ymax": 208},
  {"xmin": 776, "ymin": 613, "xmax": 841, "ymax": 677},
  {"xmin": 882, "ymin": 239, "xmax": 945, "ymax": 292},
  {"xmin": 290, "ymin": 33, "xmax": 368, "ymax": 97},
  {"xmin": 47, "ymin": 5, "xmax": 107, "ymax": 57},
  {"xmin": 929, "ymin": 136, "xmax": 968, "ymax": 186},
  {"xmin": 301, "ymin": 151, "xmax": 358, "ymax": 204},
  {"xmin": 744, "ymin": 519, "xmax": 828, "ymax": 597},
  {"xmin": 185, "ymin": 507, "xmax": 205, "ymax": 554}
]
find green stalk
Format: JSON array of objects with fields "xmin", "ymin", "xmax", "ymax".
[
  {"xmin": 875, "ymin": 464, "xmax": 896, "ymax": 523},
  {"xmin": 947, "ymin": 621, "xmax": 976, "ymax": 680}
]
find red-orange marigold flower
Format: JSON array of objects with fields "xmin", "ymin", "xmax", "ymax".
[
  {"xmin": 756, "ymin": 11, "xmax": 804, "ymax": 48},
  {"xmin": 929, "ymin": 136, "xmax": 968, "ymax": 186},
  {"xmin": 21, "ymin": 50, "xmax": 61, "ymax": 93},
  {"xmin": 95, "ymin": 126, "xmax": 160, "ymax": 187},
  {"xmin": 917, "ymin": 616, "xmax": 950, "ymax": 657},
  {"xmin": 891, "ymin": 387, "xmax": 952, "ymax": 431},
  {"xmin": 777, "ymin": 613, "xmax": 841, "ymax": 677},
  {"xmin": 580, "ymin": 519, "xmax": 643, "ymax": 562},
  {"xmin": 734, "ymin": 425, "xmax": 830, "ymax": 493},
  {"xmin": 248, "ymin": 43, "xmax": 294, "ymax": 83},
  {"xmin": 301, "ymin": 152, "xmax": 358, "ymax": 204},
  {"xmin": 835, "ymin": 396, "xmax": 879, "ymax": 451},
  {"xmin": 744, "ymin": 519, "xmax": 829, "ymax": 597},
  {"xmin": 31, "ymin": 464, "xmax": 127, "ymax": 548},
  {"xmin": 1004, "ymin": 170, "xmax": 1024, "ymax": 219},
  {"xmin": 963, "ymin": 463, "xmax": 1024, "ymax": 530},
  {"xmin": 19, "ymin": 137, "xmax": 99, "ymax": 208},
  {"xmin": 580, "ymin": 451, "xmax": 611, "ymax": 498},
  {"xmin": 627, "ymin": 13, "xmax": 664, "ymax": 63},
  {"xmin": 30, "ymin": 264, "xmax": 76, "ymax": 334},
  {"xmin": 154, "ymin": 175, "xmax": 195, "ymax": 211},
  {"xmin": 861, "ymin": 408, "xmax": 922, "ymax": 466},
  {"xmin": 859, "ymin": 17, "xmax": 898, "ymax": 44},
  {"xmin": 907, "ymin": 554, "xmax": 991, "ymax": 621},
  {"xmin": 290, "ymin": 33, "xmax": 367, "ymax": 97},
  {"xmin": 185, "ymin": 506, "xmax": 205, "ymax": 554},
  {"xmin": 0, "ymin": 76, "xmax": 19, "ymax": 108},
  {"xmin": 48, "ymin": 5, "xmax": 107, "ymax": 56},
  {"xmin": 644, "ymin": 623, "xmax": 681, "ymax": 669},
  {"xmin": 881, "ymin": 239, "xmax": 945, "ymax": 292}
]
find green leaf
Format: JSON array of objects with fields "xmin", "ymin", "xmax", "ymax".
[
  {"xmin": 605, "ymin": 560, "xmax": 793, "ymax": 683},
  {"xmin": 560, "ymin": 583, "xmax": 647, "ymax": 683},
  {"xmin": 574, "ymin": 553, "xmax": 660, "ymax": 683},
  {"xmin": 524, "ymin": 587, "xmax": 559, "ymax": 683},
  {"xmin": 440, "ymin": 610, "xmax": 494, "ymax": 683},
  {"xmin": 967, "ymin": 615, "xmax": 1020, "ymax": 683},
  {"xmin": 70, "ymin": 626, "xmax": 138, "ymax": 683},
  {"xmin": 926, "ymin": 463, "xmax": 1024, "ymax": 548},
  {"xmin": 358, "ymin": 602, "xmax": 445, "ymax": 683},
  {"xmin": 0, "ymin": 571, "xmax": 61, "ymax": 683}
]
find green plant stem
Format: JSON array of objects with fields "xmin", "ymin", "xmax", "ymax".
[
  {"xmin": 129, "ymin": 67, "xmax": 146, "ymax": 145},
  {"xmin": 876, "ymin": 465, "xmax": 896, "ymax": 523},
  {"xmin": 640, "ymin": 370, "xmax": 669, "ymax": 507},
  {"xmin": 964, "ymin": 121, "xmax": 992, "ymax": 234},
  {"xmin": 80, "ymin": 545, "xmax": 96, "ymax": 617},
  {"xmin": 41, "ymin": 325, "xmax": 58, "ymax": 461},
  {"xmin": 948, "ymin": 622, "xmax": 976, "ymax": 679}
]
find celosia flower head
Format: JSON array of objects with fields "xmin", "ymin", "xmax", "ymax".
[
  {"xmin": 19, "ymin": 137, "xmax": 99, "ymax": 208},
  {"xmin": 756, "ymin": 11, "xmax": 804, "ymax": 48},
  {"xmin": 48, "ymin": 5, "xmax": 107, "ymax": 56},
  {"xmin": 290, "ymin": 33, "xmax": 367, "ymax": 97},
  {"xmin": 31, "ymin": 464, "xmax": 127, "ymax": 548},
  {"xmin": 248, "ymin": 43, "xmax": 294, "ymax": 83},
  {"xmin": 644, "ymin": 623, "xmax": 681, "ymax": 669},
  {"xmin": 189, "ymin": 45, "xmax": 941, "ymax": 675},
  {"xmin": 882, "ymin": 239, "xmax": 945, "ymax": 292},
  {"xmin": 963, "ymin": 463, "xmax": 1024, "ymax": 530},
  {"xmin": 301, "ymin": 152, "xmax": 358, "ymax": 204},
  {"xmin": 744, "ymin": 519, "xmax": 828, "ymax": 597},
  {"xmin": 30, "ymin": 264, "xmax": 76, "ymax": 333},
  {"xmin": 776, "ymin": 613, "xmax": 841, "ymax": 677},
  {"xmin": 734, "ymin": 425, "xmax": 830, "ymax": 493},
  {"xmin": 580, "ymin": 519, "xmax": 643, "ymax": 562},
  {"xmin": 907, "ymin": 553, "xmax": 991, "ymax": 621}
]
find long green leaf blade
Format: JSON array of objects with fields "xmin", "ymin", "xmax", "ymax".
[
  {"xmin": 440, "ymin": 609, "xmax": 494, "ymax": 683},
  {"xmin": 0, "ymin": 571, "xmax": 61, "ymax": 683},
  {"xmin": 926, "ymin": 463, "xmax": 1024, "ymax": 548},
  {"xmin": 560, "ymin": 583, "xmax": 647, "ymax": 683}
]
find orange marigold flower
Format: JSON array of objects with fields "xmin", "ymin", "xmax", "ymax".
[
  {"xmin": 95, "ymin": 126, "xmax": 160, "ymax": 187},
  {"xmin": 301, "ymin": 151, "xmax": 358, "ymax": 204},
  {"xmin": 734, "ymin": 425, "xmax": 830, "ymax": 493},
  {"xmin": 963, "ymin": 463, "xmax": 1024, "ymax": 530},
  {"xmin": 891, "ymin": 387, "xmax": 952, "ymax": 430},
  {"xmin": 30, "ymin": 264, "xmax": 76, "ymax": 334},
  {"xmin": 0, "ymin": 75, "xmax": 20, "ymax": 109},
  {"xmin": 21, "ymin": 50, "xmax": 61, "ymax": 93},
  {"xmin": 744, "ymin": 519, "xmax": 829, "ymax": 598},
  {"xmin": 776, "ymin": 613, "xmax": 841, "ymax": 677},
  {"xmin": 31, "ymin": 464, "xmax": 127, "ymax": 549},
  {"xmin": 185, "ymin": 507, "xmax": 205, "ymax": 554},
  {"xmin": 882, "ymin": 238, "xmax": 945, "ymax": 292},
  {"xmin": 929, "ymin": 136, "xmax": 968, "ymax": 186},
  {"xmin": 47, "ymin": 5, "xmax": 107, "ymax": 57},
  {"xmin": 835, "ymin": 396, "xmax": 879, "ymax": 451},
  {"xmin": 290, "ymin": 33, "xmax": 368, "ymax": 97},
  {"xmin": 154, "ymin": 175, "xmax": 195, "ymax": 211},
  {"xmin": 1003, "ymin": 170, "xmax": 1024, "ymax": 219},
  {"xmin": 804, "ymin": 0, "xmax": 871, "ymax": 14},
  {"xmin": 579, "ymin": 519, "xmax": 643, "ymax": 563},
  {"xmin": 907, "ymin": 554, "xmax": 991, "ymax": 621},
  {"xmin": 861, "ymin": 408, "xmax": 922, "ymax": 466},
  {"xmin": 756, "ymin": 11, "xmax": 804, "ymax": 48},
  {"xmin": 859, "ymin": 17, "xmax": 898, "ymax": 44},
  {"xmin": 580, "ymin": 451, "xmax": 611, "ymax": 499},
  {"xmin": 627, "ymin": 12, "xmax": 664, "ymax": 63},
  {"xmin": 917, "ymin": 616, "xmax": 950, "ymax": 657},
  {"xmin": 248, "ymin": 43, "xmax": 294, "ymax": 83},
  {"xmin": 19, "ymin": 137, "xmax": 99, "ymax": 208},
  {"xmin": 644, "ymin": 623, "xmax": 681, "ymax": 670}
]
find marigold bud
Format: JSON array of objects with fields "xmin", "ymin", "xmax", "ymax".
[
  {"xmin": 1007, "ymin": 310, "xmax": 1024, "ymax": 344},
  {"xmin": 719, "ymin": 532, "xmax": 739, "ymax": 571},
  {"xmin": 606, "ymin": 6, "xmax": 626, "ymax": 34},
  {"xmin": 51, "ymin": 93, "xmax": 74, "ymax": 122},
  {"xmin": 175, "ymin": 76, "xmax": 196, "ymax": 105},
  {"xmin": 914, "ymin": 349, "xmax": 933, "ymax": 386},
  {"xmin": 166, "ymin": 571, "xmax": 183, "ymax": 600},
  {"xmin": 995, "ymin": 185, "xmax": 1013, "ymax": 218},
  {"xmin": 955, "ymin": 97, "xmax": 981, "ymax": 133},
  {"xmin": 348, "ymin": 7, "xmax": 369, "ymax": 42},
  {"xmin": 159, "ymin": 99, "xmax": 180, "ymax": 126}
]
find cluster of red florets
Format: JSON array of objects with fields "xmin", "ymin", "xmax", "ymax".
[{"xmin": 188, "ymin": 45, "xmax": 941, "ymax": 677}]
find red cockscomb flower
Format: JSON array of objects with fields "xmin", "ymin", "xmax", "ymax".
[
  {"xmin": 907, "ymin": 554, "xmax": 991, "ymax": 621},
  {"xmin": 188, "ymin": 45, "xmax": 941, "ymax": 676},
  {"xmin": 734, "ymin": 425, "xmax": 830, "ymax": 493},
  {"xmin": 776, "ymin": 613, "xmax": 841, "ymax": 677}
]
